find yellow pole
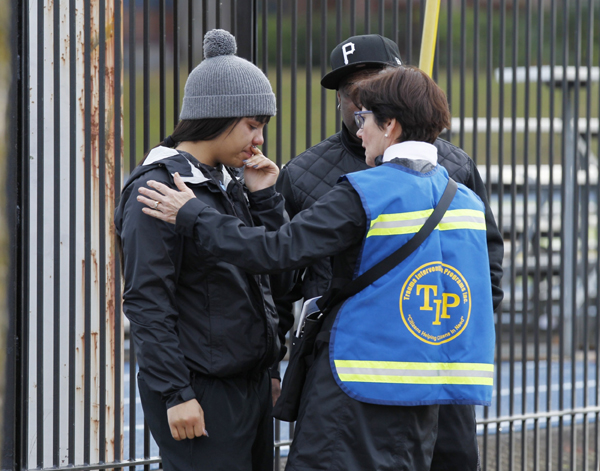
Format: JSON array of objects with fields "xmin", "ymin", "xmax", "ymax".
[{"xmin": 418, "ymin": 0, "xmax": 442, "ymax": 77}]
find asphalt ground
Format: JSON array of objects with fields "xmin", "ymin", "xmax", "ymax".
[{"xmin": 124, "ymin": 357, "xmax": 598, "ymax": 468}]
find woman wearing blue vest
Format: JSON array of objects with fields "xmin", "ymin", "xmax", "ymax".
[{"xmin": 137, "ymin": 66, "xmax": 496, "ymax": 471}]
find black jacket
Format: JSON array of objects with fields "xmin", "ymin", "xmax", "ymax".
[
  {"xmin": 114, "ymin": 149, "xmax": 285, "ymax": 409},
  {"xmin": 276, "ymin": 124, "xmax": 504, "ymax": 310},
  {"xmin": 175, "ymin": 157, "xmax": 487, "ymax": 470}
]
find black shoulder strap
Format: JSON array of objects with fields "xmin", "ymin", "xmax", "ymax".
[{"xmin": 317, "ymin": 177, "xmax": 458, "ymax": 313}]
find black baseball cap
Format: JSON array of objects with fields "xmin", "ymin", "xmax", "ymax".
[{"xmin": 320, "ymin": 34, "xmax": 403, "ymax": 90}]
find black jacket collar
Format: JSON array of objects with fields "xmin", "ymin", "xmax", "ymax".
[{"xmin": 340, "ymin": 123, "xmax": 366, "ymax": 161}]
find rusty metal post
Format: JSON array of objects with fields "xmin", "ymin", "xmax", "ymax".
[
  {"xmin": 4, "ymin": 0, "xmax": 19, "ymax": 469},
  {"xmin": 24, "ymin": 0, "xmax": 123, "ymax": 468}
]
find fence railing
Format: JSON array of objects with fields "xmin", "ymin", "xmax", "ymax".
[{"xmin": 8, "ymin": 0, "xmax": 600, "ymax": 470}]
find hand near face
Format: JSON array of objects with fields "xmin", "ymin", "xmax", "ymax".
[
  {"xmin": 166, "ymin": 398, "xmax": 208, "ymax": 440},
  {"xmin": 138, "ymin": 172, "xmax": 195, "ymax": 225},
  {"xmin": 242, "ymin": 145, "xmax": 280, "ymax": 193}
]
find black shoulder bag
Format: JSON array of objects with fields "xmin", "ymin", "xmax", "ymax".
[{"xmin": 273, "ymin": 178, "xmax": 458, "ymax": 422}]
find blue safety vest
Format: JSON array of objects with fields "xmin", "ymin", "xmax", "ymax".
[{"xmin": 330, "ymin": 162, "xmax": 495, "ymax": 406}]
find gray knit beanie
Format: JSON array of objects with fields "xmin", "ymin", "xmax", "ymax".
[{"xmin": 180, "ymin": 29, "xmax": 276, "ymax": 119}]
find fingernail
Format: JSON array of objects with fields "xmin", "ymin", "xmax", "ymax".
[
  {"xmin": 253, "ymin": 165, "xmax": 258, "ymax": 169},
  {"xmin": 242, "ymin": 160, "xmax": 248, "ymax": 163},
  {"xmin": 204, "ymin": 429, "xmax": 209, "ymax": 437}
]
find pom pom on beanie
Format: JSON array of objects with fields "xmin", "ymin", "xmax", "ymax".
[
  {"xmin": 203, "ymin": 29, "xmax": 237, "ymax": 58},
  {"xmin": 180, "ymin": 29, "xmax": 276, "ymax": 120}
]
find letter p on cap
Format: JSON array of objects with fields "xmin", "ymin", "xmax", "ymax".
[{"xmin": 342, "ymin": 42, "xmax": 355, "ymax": 65}]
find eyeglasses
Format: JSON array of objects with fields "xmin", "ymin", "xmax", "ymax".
[{"xmin": 354, "ymin": 110, "xmax": 373, "ymax": 129}]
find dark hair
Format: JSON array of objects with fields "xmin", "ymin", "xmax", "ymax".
[
  {"xmin": 140, "ymin": 115, "xmax": 271, "ymax": 165},
  {"xmin": 162, "ymin": 115, "xmax": 270, "ymax": 146},
  {"xmin": 356, "ymin": 66, "xmax": 451, "ymax": 144}
]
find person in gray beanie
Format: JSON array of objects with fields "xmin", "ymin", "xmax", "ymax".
[{"xmin": 115, "ymin": 29, "xmax": 288, "ymax": 471}]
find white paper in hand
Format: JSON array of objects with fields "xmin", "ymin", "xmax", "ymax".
[{"xmin": 295, "ymin": 296, "xmax": 322, "ymax": 338}]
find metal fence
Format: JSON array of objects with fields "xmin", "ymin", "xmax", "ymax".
[{"xmin": 7, "ymin": 0, "xmax": 600, "ymax": 470}]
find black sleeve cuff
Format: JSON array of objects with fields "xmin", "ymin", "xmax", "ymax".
[
  {"xmin": 247, "ymin": 185, "xmax": 280, "ymax": 208},
  {"xmin": 175, "ymin": 198, "xmax": 209, "ymax": 238},
  {"xmin": 165, "ymin": 385, "xmax": 196, "ymax": 409},
  {"xmin": 269, "ymin": 364, "xmax": 281, "ymax": 381}
]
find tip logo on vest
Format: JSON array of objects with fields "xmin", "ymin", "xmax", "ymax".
[{"xmin": 400, "ymin": 262, "xmax": 471, "ymax": 346}]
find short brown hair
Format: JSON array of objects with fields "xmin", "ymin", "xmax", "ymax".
[{"xmin": 356, "ymin": 66, "xmax": 451, "ymax": 144}]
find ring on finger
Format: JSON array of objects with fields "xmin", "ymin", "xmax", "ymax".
[{"xmin": 154, "ymin": 201, "xmax": 160, "ymax": 209}]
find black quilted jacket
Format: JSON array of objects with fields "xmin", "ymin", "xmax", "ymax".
[{"xmin": 276, "ymin": 124, "xmax": 504, "ymax": 313}]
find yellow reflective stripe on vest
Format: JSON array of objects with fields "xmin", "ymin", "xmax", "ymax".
[
  {"xmin": 334, "ymin": 360, "xmax": 494, "ymax": 386},
  {"xmin": 367, "ymin": 209, "xmax": 486, "ymax": 237}
]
